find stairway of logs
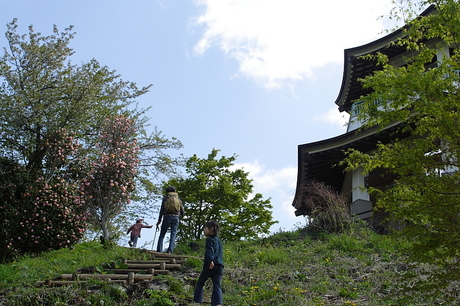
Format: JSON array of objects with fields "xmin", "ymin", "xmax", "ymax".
[{"xmin": 35, "ymin": 250, "xmax": 189, "ymax": 287}]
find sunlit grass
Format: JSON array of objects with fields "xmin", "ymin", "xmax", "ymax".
[
  {"xmin": 0, "ymin": 242, "xmax": 144, "ymax": 290},
  {"xmin": 0, "ymin": 223, "xmax": 456, "ymax": 305}
]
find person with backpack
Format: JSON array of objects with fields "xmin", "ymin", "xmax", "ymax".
[{"xmin": 156, "ymin": 186, "xmax": 184, "ymax": 253}]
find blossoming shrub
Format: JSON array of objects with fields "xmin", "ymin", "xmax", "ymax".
[
  {"xmin": 0, "ymin": 130, "xmax": 87, "ymax": 262},
  {"xmin": 1, "ymin": 174, "xmax": 86, "ymax": 258}
]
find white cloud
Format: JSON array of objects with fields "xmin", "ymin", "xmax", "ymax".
[
  {"xmin": 315, "ymin": 107, "xmax": 350, "ymax": 130},
  {"xmin": 232, "ymin": 160, "xmax": 301, "ymax": 231},
  {"xmin": 193, "ymin": 0, "xmax": 393, "ymax": 88},
  {"xmin": 232, "ymin": 160, "xmax": 296, "ymax": 193},
  {"xmin": 154, "ymin": 0, "xmax": 172, "ymax": 9}
]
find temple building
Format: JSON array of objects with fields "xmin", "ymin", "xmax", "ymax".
[{"xmin": 291, "ymin": 5, "xmax": 447, "ymax": 225}]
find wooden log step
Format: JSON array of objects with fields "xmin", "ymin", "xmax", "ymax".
[
  {"xmin": 109, "ymin": 269, "xmax": 170, "ymax": 275},
  {"xmin": 36, "ymin": 279, "xmax": 127, "ymax": 286},
  {"xmin": 144, "ymin": 251, "xmax": 188, "ymax": 260},
  {"xmin": 109, "ymin": 269, "xmax": 154, "ymax": 274},
  {"xmin": 126, "ymin": 263, "xmax": 181, "ymax": 270},
  {"xmin": 125, "ymin": 259, "xmax": 183, "ymax": 264},
  {"xmin": 153, "ymin": 269, "xmax": 170, "ymax": 275},
  {"xmin": 60, "ymin": 273, "xmax": 153, "ymax": 284}
]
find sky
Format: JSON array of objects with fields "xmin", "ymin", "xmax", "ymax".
[{"xmin": 1, "ymin": 0, "xmax": 402, "ymax": 248}]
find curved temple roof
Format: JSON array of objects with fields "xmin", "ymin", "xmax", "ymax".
[{"xmin": 335, "ymin": 5, "xmax": 435, "ymax": 113}]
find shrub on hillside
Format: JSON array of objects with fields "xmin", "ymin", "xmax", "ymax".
[
  {"xmin": 0, "ymin": 157, "xmax": 87, "ymax": 262},
  {"xmin": 297, "ymin": 180, "xmax": 351, "ymax": 234}
]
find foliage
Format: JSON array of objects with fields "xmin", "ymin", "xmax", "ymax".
[
  {"xmin": 297, "ymin": 180, "xmax": 352, "ymax": 234},
  {"xmin": 166, "ymin": 149, "xmax": 276, "ymax": 241},
  {"xmin": 156, "ymin": 274, "xmax": 185, "ymax": 295},
  {"xmin": 0, "ymin": 19, "xmax": 148, "ymax": 164},
  {"xmin": 4, "ymin": 280, "xmax": 128, "ymax": 306},
  {"xmin": 0, "ymin": 19, "xmax": 182, "ymax": 258},
  {"xmin": 137, "ymin": 289, "xmax": 174, "ymax": 306},
  {"xmin": 342, "ymin": 0, "xmax": 460, "ymax": 284}
]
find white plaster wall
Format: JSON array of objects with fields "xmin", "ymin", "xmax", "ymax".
[{"xmin": 351, "ymin": 167, "xmax": 369, "ymax": 202}]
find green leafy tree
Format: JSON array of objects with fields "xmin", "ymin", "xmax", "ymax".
[
  {"xmin": 0, "ymin": 20, "xmax": 149, "ymax": 159},
  {"xmin": 167, "ymin": 149, "xmax": 276, "ymax": 241},
  {"xmin": 0, "ymin": 19, "xmax": 181, "ymax": 258},
  {"xmin": 343, "ymin": 0, "xmax": 460, "ymax": 281}
]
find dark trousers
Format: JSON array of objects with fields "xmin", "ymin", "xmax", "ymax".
[
  {"xmin": 129, "ymin": 235, "xmax": 139, "ymax": 247},
  {"xmin": 156, "ymin": 215, "xmax": 179, "ymax": 253},
  {"xmin": 194, "ymin": 264, "xmax": 223, "ymax": 306}
]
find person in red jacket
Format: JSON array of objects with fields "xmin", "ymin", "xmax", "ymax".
[{"xmin": 127, "ymin": 217, "xmax": 153, "ymax": 248}]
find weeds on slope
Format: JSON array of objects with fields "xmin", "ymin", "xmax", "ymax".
[
  {"xmin": 178, "ymin": 222, "xmax": 457, "ymax": 305},
  {"xmin": 1, "ymin": 222, "xmax": 459, "ymax": 305}
]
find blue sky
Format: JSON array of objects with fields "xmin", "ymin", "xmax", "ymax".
[{"xmin": 1, "ymin": 0, "xmax": 400, "ymax": 247}]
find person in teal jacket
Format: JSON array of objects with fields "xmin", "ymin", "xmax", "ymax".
[{"xmin": 193, "ymin": 220, "xmax": 224, "ymax": 306}]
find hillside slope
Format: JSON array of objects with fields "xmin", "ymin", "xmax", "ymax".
[{"xmin": 0, "ymin": 224, "xmax": 458, "ymax": 305}]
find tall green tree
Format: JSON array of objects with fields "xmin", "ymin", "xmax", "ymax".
[
  {"xmin": 167, "ymin": 149, "xmax": 276, "ymax": 241},
  {"xmin": 0, "ymin": 20, "xmax": 149, "ymax": 160},
  {"xmin": 343, "ymin": 0, "xmax": 460, "ymax": 282},
  {"xmin": 0, "ymin": 19, "xmax": 181, "ymax": 258}
]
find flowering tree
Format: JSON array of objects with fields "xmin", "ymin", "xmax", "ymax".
[
  {"xmin": 0, "ymin": 130, "xmax": 87, "ymax": 259},
  {"xmin": 0, "ymin": 20, "xmax": 182, "ymax": 260},
  {"xmin": 80, "ymin": 115, "xmax": 140, "ymax": 242}
]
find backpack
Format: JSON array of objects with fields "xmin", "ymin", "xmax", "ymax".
[{"xmin": 164, "ymin": 194, "xmax": 181, "ymax": 214}]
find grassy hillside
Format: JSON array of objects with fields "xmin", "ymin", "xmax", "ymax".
[{"xmin": 0, "ymin": 223, "xmax": 457, "ymax": 305}]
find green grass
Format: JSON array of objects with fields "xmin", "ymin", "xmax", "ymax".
[
  {"xmin": 0, "ymin": 242, "xmax": 147, "ymax": 290},
  {"xmin": 0, "ymin": 224, "xmax": 458, "ymax": 305}
]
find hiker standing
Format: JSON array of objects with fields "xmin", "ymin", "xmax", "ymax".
[
  {"xmin": 127, "ymin": 217, "xmax": 153, "ymax": 248},
  {"xmin": 156, "ymin": 186, "xmax": 184, "ymax": 253},
  {"xmin": 193, "ymin": 220, "xmax": 224, "ymax": 306}
]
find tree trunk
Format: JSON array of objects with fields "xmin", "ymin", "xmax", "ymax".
[{"xmin": 101, "ymin": 208, "xmax": 110, "ymax": 242}]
